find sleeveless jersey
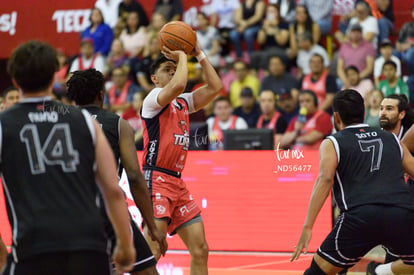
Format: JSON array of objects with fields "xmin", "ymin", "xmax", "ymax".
[
  {"xmin": 212, "ymin": 115, "xmax": 238, "ymax": 143},
  {"xmin": 0, "ymin": 98, "xmax": 107, "ymax": 261},
  {"xmin": 294, "ymin": 110, "xmax": 327, "ymax": 150},
  {"xmin": 142, "ymin": 97, "xmax": 190, "ymax": 175},
  {"xmin": 84, "ymin": 106, "xmax": 121, "ymax": 176},
  {"xmin": 301, "ymin": 71, "xmax": 328, "ymax": 106},
  {"xmin": 256, "ymin": 112, "xmax": 281, "ymax": 133},
  {"xmin": 328, "ymin": 124, "xmax": 414, "ymax": 212}
]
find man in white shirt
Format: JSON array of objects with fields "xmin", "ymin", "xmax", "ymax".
[
  {"xmin": 297, "ymin": 32, "xmax": 329, "ymax": 77},
  {"xmin": 374, "ymin": 40, "xmax": 402, "ymax": 87}
]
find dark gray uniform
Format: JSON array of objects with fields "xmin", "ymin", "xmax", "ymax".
[
  {"xmin": 85, "ymin": 106, "xmax": 156, "ymax": 272},
  {"xmin": 317, "ymin": 124, "xmax": 414, "ymax": 268},
  {"xmin": 0, "ymin": 98, "xmax": 110, "ymax": 275}
]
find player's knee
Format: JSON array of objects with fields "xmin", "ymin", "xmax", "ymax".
[
  {"xmin": 304, "ymin": 259, "xmax": 327, "ymax": 275},
  {"xmin": 190, "ymin": 241, "xmax": 209, "ymax": 261}
]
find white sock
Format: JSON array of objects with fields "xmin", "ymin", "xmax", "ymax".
[{"xmin": 375, "ymin": 263, "xmax": 395, "ymax": 275}]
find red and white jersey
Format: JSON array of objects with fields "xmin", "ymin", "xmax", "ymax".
[{"xmin": 141, "ymin": 88, "xmax": 196, "ymax": 174}]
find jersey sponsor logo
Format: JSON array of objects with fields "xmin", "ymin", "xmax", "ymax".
[
  {"xmin": 156, "ymin": 204, "xmax": 166, "ymax": 215},
  {"xmin": 28, "ymin": 111, "xmax": 58, "ymax": 123},
  {"xmin": 355, "ymin": 131, "xmax": 378, "ymax": 139},
  {"xmin": 147, "ymin": 140, "xmax": 158, "ymax": 165},
  {"xmin": 174, "ymin": 121, "xmax": 189, "ymax": 151},
  {"xmin": 179, "ymin": 201, "xmax": 197, "ymax": 216}
]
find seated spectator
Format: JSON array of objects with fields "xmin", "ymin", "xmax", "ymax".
[
  {"xmin": 336, "ymin": 23, "xmax": 376, "ymax": 89},
  {"xmin": 364, "ymin": 89, "xmax": 383, "ymax": 128},
  {"xmin": 345, "ymin": 65, "xmax": 374, "ymax": 103},
  {"xmin": 119, "ymin": 11, "xmax": 147, "ymax": 58},
  {"xmin": 277, "ymin": 89, "xmax": 299, "ymax": 124},
  {"xmin": 379, "ymin": 61, "xmax": 410, "ymax": 100},
  {"xmin": 122, "ymin": 92, "xmax": 144, "ymax": 149},
  {"xmin": 104, "ymin": 66, "xmax": 142, "ymax": 113},
  {"xmin": 269, "ymin": 0, "xmax": 296, "ymax": 23},
  {"xmin": 209, "ymin": 0, "xmax": 240, "ymax": 62},
  {"xmin": 146, "ymin": 12, "xmax": 168, "ymax": 38},
  {"xmin": 300, "ymin": 53, "xmax": 337, "ymax": 112},
  {"xmin": 153, "ymin": 0, "xmax": 183, "ymax": 21},
  {"xmin": 206, "ymin": 96, "xmax": 248, "ymax": 150},
  {"xmin": 105, "ymin": 38, "xmax": 130, "ymax": 77},
  {"xmin": 2, "ymin": 86, "xmax": 20, "ymax": 110},
  {"xmin": 118, "ymin": 0, "xmax": 149, "ymax": 27},
  {"xmin": 135, "ymin": 34, "xmax": 161, "ymax": 93},
  {"xmin": 69, "ymin": 38, "xmax": 105, "ymax": 73},
  {"xmin": 335, "ymin": 1, "xmax": 379, "ymax": 48},
  {"xmin": 233, "ymin": 87, "xmax": 262, "ymax": 128},
  {"xmin": 260, "ymin": 55, "xmax": 300, "ymax": 101},
  {"xmin": 95, "ymin": 0, "xmax": 122, "ymax": 28},
  {"xmin": 54, "ymin": 48, "xmax": 70, "ymax": 92},
  {"xmin": 229, "ymin": 60, "xmax": 260, "ymax": 107},
  {"xmin": 257, "ymin": 90, "xmax": 287, "ymax": 147},
  {"xmin": 373, "ymin": 0, "xmax": 394, "ymax": 43},
  {"xmin": 196, "ymin": 12, "xmax": 221, "ymax": 69},
  {"xmin": 296, "ymin": 32, "xmax": 329, "ymax": 77},
  {"xmin": 395, "ymin": 4, "xmax": 414, "ymax": 76},
  {"xmin": 288, "ymin": 4, "xmax": 321, "ymax": 59},
  {"xmin": 374, "ymin": 40, "xmax": 402, "ymax": 87},
  {"xmin": 280, "ymin": 89, "xmax": 332, "ymax": 150},
  {"xmin": 230, "ymin": 0, "xmax": 265, "ymax": 60},
  {"xmin": 298, "ymin": 0, "xmax": 333, "ymax": 35},
  {"xmin": 250, "ymin": 3, "xmax": 290, "ymax": 71},
  {"xmin": 81, "ymin": 8, "xmax": 113, "ymax": 56}
]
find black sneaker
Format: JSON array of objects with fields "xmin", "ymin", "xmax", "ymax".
[{"xmin": 366, "ymin": 261, "xmax": 381, "ymax": 275}]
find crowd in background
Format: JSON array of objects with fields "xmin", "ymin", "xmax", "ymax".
[{"xmin": 2, "ymin": 0, "xmax": 414, "ymax": 150}]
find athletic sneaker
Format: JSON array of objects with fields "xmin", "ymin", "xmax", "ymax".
[{"xmin": 366, "ymin": 261, "xmax": 381, "ymax": 275}]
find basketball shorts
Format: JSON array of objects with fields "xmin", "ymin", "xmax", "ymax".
[
  {"xmin": 3, "ymin": 251, "xmax": 110, "ymax": 275},
  {"xmin": 108, "ymin": 218, "xmax": 156, "ymax": 272},
  {"xmin": 317, "ymin": 205, "xmax": 414, "ymax": 268},
  {"xmin": 146, "ymin": 170, "xmax": 201, "ymax": 235}
]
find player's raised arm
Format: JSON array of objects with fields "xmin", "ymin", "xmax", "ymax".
[
  {"xmin": 118, "ymin": 118, "xmax": 168, "ymax": 255},
  {"xmin": 154, "ymin": 47, "xmax": 188, "ymax": 107},
  {"xmin": 93, "ymin": 119, "xmax": 135, "ymax": 272},
  {"xmin": 191, "ymin": 42, "xmax": 224, "ymax": 111}
]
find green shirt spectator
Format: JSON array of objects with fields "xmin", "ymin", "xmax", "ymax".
[{"xmin": 378, "ymin": 60, "xmax": 409, "ymax": 101}]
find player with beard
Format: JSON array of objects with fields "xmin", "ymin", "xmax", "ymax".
[{"xmin": 379, "ymin": 94, "xmax": 414, "ymax": 139}]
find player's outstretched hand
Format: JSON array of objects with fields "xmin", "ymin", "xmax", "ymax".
[
  {"xmin": 149, "ymin": 227, "xmax": 168, "ymax": 256},
  {"xmin": 112, "ymin": 241, "xmax": 136, "ymax": 274},
  {"xmin": 161, "ymin": 46, "xmax": 186, "ymax": 62},
  {"xmin": 290, "ymin": 227, "xmax": 312, "ymax": 262}
]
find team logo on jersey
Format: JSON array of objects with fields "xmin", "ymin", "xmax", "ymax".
[
  {"xmin": 156, "ymin": 205, "xmax": 166, "ymax": 215},
  {"xmin": 173, "ymin": 100, "xmax": 183, "ymax": 111},
  {"xmin": 174, "ymin": 121, "xmax": 189, "ymax": 150}
]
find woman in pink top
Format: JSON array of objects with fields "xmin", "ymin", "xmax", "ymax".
[
  {"xmin": 119, "ymin": 11, "xmax": 147, "ymax": 57},
  {"xmin": 345, "ymin": 65, "xmax": 374, "ymax": 105}
]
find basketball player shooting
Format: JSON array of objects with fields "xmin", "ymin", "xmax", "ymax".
[{"xmin": 141, "ymin": 36, "xmax": 223, "ymax": 274}]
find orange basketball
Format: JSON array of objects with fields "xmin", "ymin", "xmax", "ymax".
[{"xmin": 158, "ymin": 21, "xmax": 196, "ymax": 55}]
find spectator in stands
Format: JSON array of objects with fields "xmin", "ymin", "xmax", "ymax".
[
  {"xmin": 260, "ymin": 55, "xmax": 300, "ymax": 101},
  {"xmin": 209, "ymin": 0, "xmax": 240, "ymax": 63},
  {"xmin": 280, "ymin": 89, "xmax": 332, "ymax": 150},
  {"xmin": 336, "ymin": 23, "xmax": 376, "ymax": 89},
  {"xmin": 119, "ymin": 11, "xmax": 147, "ymax": 58},
  {"xmin": 2, "ymin": 86, "xmax": 20, "ymax": 110},
  {"xmin": 277, "ymin": 89, "xmax": 299, "ymax": 124},
  {"xmin": 375, "ymin": 0, "xmax": 395, "ymax": 43},
  {"xmin": 229, "ymin": 60, "xmax": 260, "ymax": 107},
  {"xmin": 206, "ymin": 96, "xmax": 248, "ymax": 150},
  {"xmin": 250, "ymin": 3, "xmax": 290, "ymax": 72},
  {"xmin": 300, "ymin": 53, "xmax": 337, "ymax": 113},
  {"xmin": 396, "ymin": 4, "xmax": 414, "ymax": 75},
  {"xmin": 118, "ymin": 0, "xmax": 149, "ymax": 27},
  {"xmin": 153, "ymin": 0, "xmax": 183, "ymax": 21},
  {"xmin": 296, "ymin": 32, "xmax": 329, "ymax": 78},
  {"xmin": 379, "ymin": 60, "xmax": 410, "ymax": 100},
  {"xmin": 95, "ymin": 0, "xmax": 122, "ymax": 28},
  {"xmin": 81, "ymin": 8, "xmax": 113, "ymax": 56},
  {"xmin": 269, "ymin": 0, "xmax": 296, "ymax": 23},
  {"xmin": 374, "ymin": 40, "xmax": 402, "ymax": 87},
  {"xmin": 196, "ymin": 12, "xmax": 221, "ymax": 69},
  {"xmin": 69, "ymin": 37, "xmax": 105, "ymax": 73},
  {"xmin": 233, "ymin": 87, "xmax": 261, "ymax": 128},
  {"xmin": 298, "ymin": 0, "xmax": 333, "ymax": 35},
  {"xmin": 364, "ymin": 89, "xmax": 383, "ymax": 128},
  {"xmin": 335, "ymin": 1, "xmax": 379, "ymax": 48},
  {"xmin": 54, "ymin": 48, "xmax": 69, "ymax": 92},
  {"xmin": 257, "ymin": 90, "xmax": 287, "ymax": 147},
  {"xmin": 105, "ymin": 38, "xmax": 130, "ymax": 78},
  {"xmin": 230, "ymin": 0, "xmax": 266, "ymax": 60},
  {"xmin": 146, "ymin": 12, "xmax": 168, "ymax": 38},
  {"xmin": 104, "ymin": 66, "xmax": 142, "ymax": 113},
  {"xmin": 135, "ymin": 34, "xmax": 161, "ymax": 93},
  {"xmin": 288, "ymin": 5, "xmax": 321, "ymax": 59},
  {"xmin": 122, "ymin": 92, "xmax": 144, "ymax": 149},
  {"xmin": 345, "ymin": 65, "xmax": 374, "ymax": 103}
]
